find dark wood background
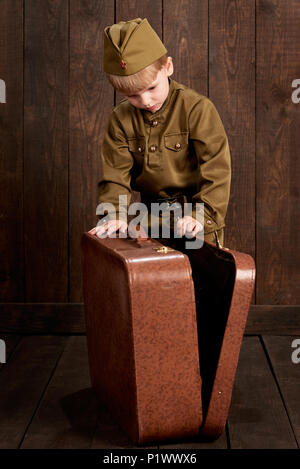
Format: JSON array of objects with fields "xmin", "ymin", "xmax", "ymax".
[{"xmin": 1, "ymin": 0, "xmax": 300, "ymax": 333}]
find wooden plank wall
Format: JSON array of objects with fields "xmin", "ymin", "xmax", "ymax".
[
  {"xmin": 0, "ymin": 1, "xmax": 24, "ymax": 301},
  {"xmin": 256, "ymin": 0, "xmax": 300, "ymax": 305},
  {"xmin": 24, "ymin": 1, "xmax": 69, "ymax": 302},
  {"xmin": 0, "ymin": 0, "xmax": 300, "ymax": 332}
]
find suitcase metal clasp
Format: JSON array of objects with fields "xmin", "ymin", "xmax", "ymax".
[{"xmin": 152, "ymin": 246, "xmax": 175, "ymax": 253}]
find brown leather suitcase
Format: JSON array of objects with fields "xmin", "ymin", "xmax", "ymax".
[
  {"xmin": 81, "ymin": 233, "xmax": 203, "ymax": 445},
  {"xmin": 81, "ymin": 232, "xmax": 255, "ymax": 445},
  {"xmin": 172, "ymin": 237, "xmax": 256, "ymax": 438}
]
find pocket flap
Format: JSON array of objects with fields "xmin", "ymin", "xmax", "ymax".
[
  {"xmin": 128, "ymin": 137, "xmax": 145, "ymax": 153},
  {"xmin": 164, "ymin": 132, "xmax": 188, "ymax": 151}
]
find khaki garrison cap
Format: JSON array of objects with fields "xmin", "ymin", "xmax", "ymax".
[{"xmin": 103, "ymin": 18, "xmax": 167, "ymax": 76}]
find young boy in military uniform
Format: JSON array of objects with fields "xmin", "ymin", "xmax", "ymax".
[{"xmin": 89, "ymin": 18, "xmax": 231, "ymax": 246}]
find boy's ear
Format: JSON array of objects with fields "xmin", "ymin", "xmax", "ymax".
[{"xmin": 166, "ymin": 56, "xmax": 174, "ymax": 77}]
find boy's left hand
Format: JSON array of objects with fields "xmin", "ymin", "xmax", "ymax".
[{"xmin": 176, "ymin": 216, "xmax": 203, "ymax": 237}]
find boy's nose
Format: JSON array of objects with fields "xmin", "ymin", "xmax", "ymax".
[{"xmin": 139, "ymin": 92, "xmax": 150, "ymax": 106}]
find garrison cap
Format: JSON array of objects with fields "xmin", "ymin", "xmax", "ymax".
[{"xmin": 103, "ymin": 18, "xmax": 167, "ymax": 76}]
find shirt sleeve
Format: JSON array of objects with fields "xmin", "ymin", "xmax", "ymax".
[
  {"xmin": 97, "ymin": 110, "xmax": 134, "ymax": 222},
  {"xmin": 188, "ymin": 97, "xmax": 231, "ymax": 234}
]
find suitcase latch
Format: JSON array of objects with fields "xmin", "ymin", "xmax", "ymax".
[{"xmin": 152, "ymin": 246, "xmax": 175, "ymax": 253}]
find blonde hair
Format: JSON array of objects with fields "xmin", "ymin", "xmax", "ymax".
[{"xmin": 106, "ymin": 54, "xmax": 169, "ymax": 95}]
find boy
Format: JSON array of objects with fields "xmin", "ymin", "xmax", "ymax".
[{"xmin": 89, "ymin": 18, "xmax": 231, "ymax": 247}]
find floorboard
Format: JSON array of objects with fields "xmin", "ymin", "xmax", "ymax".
[
  {"xmin": 227, "ymin": 336, "xmax": 298, "ymax": 449},
  {"xmin": 0, "ymin": 334, "xmax": 298, "ymax": 449},
  {"xmin": 21, "ymin": 336, "xmax": 99, "ymax": 449},
  {"xmin": 0, "ymin": 335, "xmax": 67, "ymax": 449},
  {"xmin": 262, "ymin": 335, "xmax": 300, "ymax": 447},
  {"xmin": 0, "ymin": 333, "xmax": 21, "ymax": 368},
  {"xmin": 90, "ymin": 404, "xmax": 158, "ymax": 449},
  {"xmin": 158, "ymin": 427, "xmax": 228, "ymax": 449},
  {"xmin": 21, "ymin": 335, "xmax": 157, "ymax": 449}
]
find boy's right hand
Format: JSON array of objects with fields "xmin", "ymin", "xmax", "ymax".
[{"xmin": 88, "ymin": 219, "xmax": 128, "ymax": 238}]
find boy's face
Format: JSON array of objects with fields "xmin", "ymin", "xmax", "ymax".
[{"xmin": 124, "ymin": 58, "xmax": 173, "ymax": 113}]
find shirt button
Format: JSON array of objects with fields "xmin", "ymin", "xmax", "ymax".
[
  {"xmin": 175, "ymin": 142, "xmax": 181, "ymax": 150},
  {"xmin": 206, "ymin": 220, "xmax": 212, "ymax": 225},
  {"xmin": 152, "ymin": 120, "xmax": 158, "ymax": 126},
  {"xmin": 149, "ymin": 145, "xmax": 157, "ymax": 152}
]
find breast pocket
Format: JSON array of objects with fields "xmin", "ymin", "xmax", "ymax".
[
  {"xmin": 164, "ymin": 132, "xmax": 190, "ymax": 172},
  {"xmin": 128, "ymin": 137, "xmax": 145, "ymax": 168}
]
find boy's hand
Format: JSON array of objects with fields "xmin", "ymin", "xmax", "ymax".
[
  {"xmin": 176, "ymin": 216, "xmax": 203, "ymax": 237},
  {"xmin": 88, "ymin": 219, "xmax": 128, "ymax": 238}
]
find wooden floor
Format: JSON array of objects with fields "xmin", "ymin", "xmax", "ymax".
[{"xmin": 0, "ymin": 334, "xmax": 299, "ymax": 450}]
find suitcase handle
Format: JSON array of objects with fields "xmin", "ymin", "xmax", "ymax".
[{"xmin": 127, "ymin": 225, "xmax": 153, "ymax": 246}]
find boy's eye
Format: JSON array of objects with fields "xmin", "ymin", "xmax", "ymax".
[{"xmin": 127, "ymin": 85, "xmax": 155, "ymax": 98}]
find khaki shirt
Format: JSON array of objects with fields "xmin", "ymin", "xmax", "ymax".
[{"xmin": 97, "ymin": 78, "xmax": 231, "ymax": 235}]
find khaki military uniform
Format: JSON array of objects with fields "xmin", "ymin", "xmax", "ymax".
[{"xmin": 97, "ymin": 77, "xmax": 231, "ymax": 245}]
